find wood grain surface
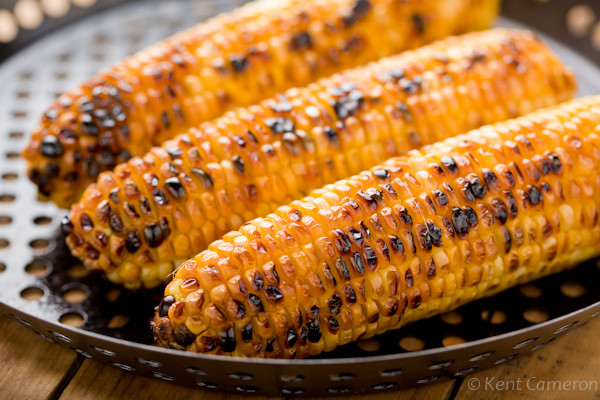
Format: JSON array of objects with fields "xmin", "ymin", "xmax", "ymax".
[{"xmin": 1, "ymin": 313, "xmax": 599, "ymax": 400}]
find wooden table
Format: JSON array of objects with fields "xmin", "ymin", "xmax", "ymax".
[{"xmin": 1, "ymin": 312, "xmax": 598, "ymax": 400}]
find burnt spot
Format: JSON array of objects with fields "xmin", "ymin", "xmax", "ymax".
[
  {"xmin": 165, "ymin": 177, "xmax": 186, "ymax": 199},
  {"xmin": 397, "ymin": 206, "xmax": 413, "ymax": 226},
  {"xmin": 394, "ymin": 101, "xmax": 413, "ymax": 121},
  {"xmin": 60, "ymin": 216, "xmax": 73, "ymax": 236},
  {"xmin": 406, "ymin": 230, "xmax": 417, "ymax": 255},
  {"xmin": 528, "ymin": 185, "xmax": 543, "ymax": 206},
  {"xmin": 440, "ymin": 156, "xmax": 458, "ymax": 174},
  {"xmin": 389, "ymin": 235, "xmax": 404, "ymax": 255},
  {"xmin": 264, "ymin": 285, "xmax": 284, "ymax": 303},
  {"xmin": 506, "ymin": 191, "xmax": 519, "ymax": 217},
  {"xmin": 265, "ymin": 117, "xmax": 294, "ymax": 134},
  {"xmin": 540, "ymin": 182, "xmax": 552, "ymax": 193},
  {"xmin": 469, "ymin": 175, "xmax": 487, "ymax": 199},
  {"xmin": 242, "ymin": 323, "xmax": 253, "ymax": 342},
  {"xmin": 144, "ymin": 222, "xmax": 165, "ymax": 248},
  {"xmin": 377, "ymin": 239, "xmax": 390, "ymax": 261},
  {"xmin": 342, "ymin": 0, "xmax": 371, "ymax": 27},
  {"xmin": 153, "ymin": 189, "xmax": 169, "ymax": 206},
  {"xmin": 416, "ymin": 224, "xmax": 431, "ymax": 251},
  {"xmin": 465, "ymin": 207, "xmax": 478, "ymax": 227},
  {"xmin": 283, "ymin": 132, "xmax": 304, "ymax": 156},
  {"xmin": 248, "ymin": 294, "xmax": 264, "ymax": 313},
  {"xmin": 332, "ymin": 87, "xmax": 364, "ymax": 119},
  {"xmin": 290, "ymin": 31, "xmax": 313, "ymax": 51},
  {"xmin": 84, "ymin": 157, "xmax": 99, "ymax": 178},
  {"xmin": 81, "ymin": 116, "xmax": 99, "ymax": 136},
  {"xmin": 40, "ymin": 136, "xmax": 63, "ymax": 158},
  {"xmin": 426, "ymin": 259, "xmax": 436, "ymax": 277},
  {"xmin": 174, "ymin": 325, "xmax": 195, "ymax": 347},
  {"xmin": 360, "ymin": 221, "xmax": 371, "ymax": 239},
  {"xmin": 139, "ymin": 198, "xmax": 150, "ymax": 216},
  {"xmin": 333, "ymin": 229, "xmax": 352, "ymax": 253},
  {"xmin": 166, "ymin": 146, "xmax": 183, "ymax": 159},
  {"xmin": 351, "ymin": 252, "xmax": 366, "ymax": 275},
  {"xmin": 342, "ymin": 284, "xmax": 357, "ymax": 304},
  {"xmin": 405, "ymin": 269, "xmax": 414, "ymax": 287},
  {"xmin": 230, "ymin": 55, "xmax": 250, "ymax": 73},
  {"xmin": 285, "ymin": 328, "xmax": 299, "ymax": 348},
  {"xmin": 324, "ymin": 126, "xmax": 339, "ymax": 146},
  {"xmin": 503, "ymin": 168, "xmax": 516, "ymax": 188},
  {"xmin": 307, "ymin": 319, "xmax": 321, "ymax": 343},
  {"xmin": 335, "ymin": 258, "xmax": 351, "ymax": 281},
  {"xmin": 109, "ymin": 212, "xmax": 124, "ymax": 233},
  {"xmin": 158, "ymin": 295, "xmax": 175, "ymax": 317},
  {"xmin": 80, "ymin": 214, "xmax": 94, "ymax": 232},
  {"xmin": 427, "ymin": 222, "xmax": 443, "ymax": 247},
  {"xmin": 364, "ymin": 246, "xmax": 378, "ymax": 269},
  {"xmin": 400, "ymin": 77, "xmax": 422, "ymax": 95},
  {"xmin": 381, "ymin": 183, "xmax": 397, "ymax": 197},
  {"xmin": 125, "ymin": 231, "xmax": 141, "ymax": 253},
  {"xmin": 459, "ymin": 178, "xmax": 476, "ymax": 203},
  {"xmin": 411, "ymin": 295, "xmax": 422, "ymax": 308},
  {"xmin": 501, "ymin": 226, "xmax": 512, "ymax": 253},
  {"xmin": 252, "ymin": 271, "xmax": 264, "ymax": 291},
  {"xmin": 191, "ymin": 168, "xmax": 213, "ymax": 189},
  {"xmin": 328, "ymin": 293, "xmax": 343, "ymax": 315},
  {"xmin": 540, "ymin": 159, "xmax": 550, "ymax": 175},
  {"xmin": 125, "ymin": 203, "xmax": 139, "ymax": 218},
  {"xmin": 232, "ymin": 156, "xmax": 245, "ymax": 174},
  {"xmin": 327, "ymin": 316, "xmax": 340, "ymax": 334},
  {"xmin": 433, "ymin": 189, "xmax": 448, "ymax": 206},
  {"xmin": 547, "ymin": 153, "xmax": 562, "ymax": 174},
  {"xmin": 219, "ymin": 327, "xmax": 237, "ymax": 352},
  {"xmin": 451, "ymin": 207, "xmax": 471, "ymax": 237},
  {"xmin": 412, "ymin": 14, "xmax": 425, "ymax": 34},
  {"xmin": 349, "ymin": 227, "xmax": 364, "ymax": 246},
  {"xmin": 491, "ymin": 199, "xmax": 508, "ymax": 224},
  {"xmin": 234, "ymin": 300, "xmax": 246, "ymax": 319},
  {"xmin": 482, "ymin": 169, "xmax": 499, "ymax": 190},
  {"xmin": 373, "ymin": 168, "xmax": 390, "ymax": 180}
]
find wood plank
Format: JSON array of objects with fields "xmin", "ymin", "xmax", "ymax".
[
  {"xmin": 454, "ymin": 317, "xmax": 600, "ymax": 400},
  {"xmin": 59, "ymin": 358, "xmax": 455, "ymax": 400},
  {"xmin": 0, "ymin": 313, "xmax": 79, "ymax": 400}
]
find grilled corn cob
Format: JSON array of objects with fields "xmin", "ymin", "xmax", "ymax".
[
  {"xmin": 63, "ymin": 29, "xmax": 577, "ymax": 289},
  {"xmin": 23, "ymin": 0, "xmax": 500, "ymax": 208},
  {"xmin": 152, "ymin": 96, "xmax": 600, "ymax": 357}
]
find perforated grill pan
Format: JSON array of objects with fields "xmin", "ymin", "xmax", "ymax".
[{"xmin": 1, "ymin": 0, "xmax": 600, "ymax": 396}]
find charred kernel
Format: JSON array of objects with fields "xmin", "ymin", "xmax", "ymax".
[
  {"xmin": 158, "ymin": 295, "xmax": 175, "ymax": 317},
  {"xmin": 360, "ymin": 221, "xmax": 371, "ymax": 239},
  {"xmin": 144, "ymin": 222, "xmax": 165, "ymax": 248},
  {"xmin": 234, "ymin": 300, "xmax": 246, "ymax": 319},
  {"xmin": 282, "ymin": 132, "xmax": 303, "ymax": 156},
  {"xmin": 191, "ymin": 168, "xmax": 213, "ymax": 189},
  {"xmin": 265, "ymin": 117, "xmax": 294, "ymax": 134},
  {"xmin": 324, "ymin": 126, "xmax": 339, "ymax": 146},
  {"xmin": 126, "ymin": 202, "xmax": 139, "ymax": 218},
  {"xmin": 465, "ymin": 207, "xmax": 478, "ymax": 226},
  {"xmin": 109, "ymin": 212, "xmax": 124, "ymax": 233},
  {"xmin": 84, "ymin": 157, "xmax": 99, "ymax": 178},
  {"xmin": 327, "ymin": 316, "xmax": 340, "ymax": 333},
  {"xmin": 81, "ymin": 118, "xmax": 99, "ymax": 136},
  {"xmin": 433, "ymin": 189, "xmax": 448, "ymax": 206},
  {"xmin": 248, "ymin": 294, "xmax": 264, "ymax": 313},
  {"xmin": 219, "ymin": 327, "xmax": 237, "ymax": 352},
  {"xmin": 60, "ymin": 216, "xmax": 73, "ymax": 236},
  {"xmin": 425, "ymin": 196, "xmax": 436, "ymax": 213},
  {"xmin": 427, "ymin": 222, "xmax": 443, "ymax": 247},
  {"xmin": 540, "ymin": 159, "xmax": 550, "ymax": 175},
  {"xmin": 382, "ymin": 183, "xmax": 396, "ymax": 197},
  {"xmin": 290, "ymin": 31, "xmax": 313, "ymax": 51},
  {"xmin": 40, "ymin": 136, "xmax": 63, "ymax": 158},
  {"xmin": 406, "ymin": 230, "xmax": 417, "ymax": 255},
  {"xmin": 503, "ymin": 169, "xmax": 516, "ymax": 187},
  {"xmin": 373, "ymin": 168, "xmax": 390, "ymax": 180},
  {"xmin": 333, "ymin": 229, "xmax": 352, "ymax": 253},
  {"xmin": 230, "ymin": 55, "xmax": 250, "ymax": 73},
  {"xmin": 125, "ymin": 231, "xmax": 141, "ymax": 253},
  {"xmin": 351, "ymin": 252, "xmax": 366, "ymax": 275},
  {"xmin": 342, "ymin": 0, "xmax": 371, "ymax": 27},
  {"xmin": 412, "ymin": 295, "xmax": 422, "ymax": 308},
  {"xmin": 161, "ymin": 112, "xmax": 171, "ymax": 128},
  {"xmin": 394, "ymin": 101, "xmax": 412, "ymax": 121},
  {"xmin": 332, "ymin": 89, "xmax": 364, "ymax": 119},
  {"xmin": 417, "ymin": 225, "xmax": 432, "ymax": 251},
  {"xmin": 426, "ymin": 259, "xmax": 436, "ymax": 277},
  {"xmin": 501, "ymin": 226, "xmax": 512, "ymax": 253},
  {"xmin": 469, "ymin": 176, "xmax": 487, "ymax": 199},
  {"xmin": 80, "ymin": 213, "xmax": 94, "ymax": 232},
  {"xmin": 405, "ymin": 269, "xmax": 414, "ymax": 287},
  {"xmin": 482, "ymin": 168, "xmax": 499, "ymax": 189},
  {"xmin": 159, "ymin": 217, "xmax": 170, "ymax": 238},
  {"xmin": 242, "ymin": 323, "xmax": 253, "ymax": 342},
  {"xmin": 364, "ymin": 246, "xmax": 378, "ymax": 269},
  {"xmin": 451, "ymin": 207, "xmax": 471, "ymax": 236},
  {"xmin": 412, "ymin": 13, "xmax": 425, "ymax": 34},
  {"xmin": 389, "ymin": 235, "xmax": 404, "ymax": 254},
  {"xmin": 547, "ymin": 153, "xmax": 562, "ymax": 174},
  {"xmin": 200, "ymin": 336, "xmax": 219, "ymax": 352},
  {"xmin": 140, "ymin": 197, "xmax": 151, "ymax": 215},
  {"xmin": 166, "ymin": 146, "xmax": 183, "ymax": 158},
  {"xmin": 96, "ymin": 232, "xmax": 108, "ymax": 247},
  {"xmin": 528, "ymin": 185, "xmax": 543, "ymax": 205},
  {"xmin": 335, "ymin": 258, "xmax": 351, "ymax": 281},
  {"xmin": 491, "ymin": 199, "xmax": 508, "ymax": 224},
  {"xmin": 252, "ymin": 271, "xmax": 264, "ymax": 290},
  {"xmin": 440, "ymin": 156, "xmax": 458, "ymax": 173},
  {"xmin": 232, "ymin": 156, "xmax": 245, "ymax": 174},
  {"xmin": 349, "ymin": 227, "xmax": 364, "ymax": 246},
  {"xmin": 264, "ymin": 285, "xmax": 284, "ymax": 303},
  {"xmin": 307, "ymin": 319, "xmax": 321, "ymax": 343},
  {"xmin": 540, "ymin": 182, "xmax": 552, "ymax": 192},
  {"xmin": 165, "ymin": 177, "xmax": 186, "ymax": 199},
  {"xmin": 506, "ymin": 192, "xmax": 518, "ymax": 217},
  {"xmin": 174, "ymin": 324, "xmax": 195, "ymax": 347},
  {"xmin": 153, "ymin": 189, "xmax": 169, "ymax": 206},
  {"xmin": 397, "ymin": 206, "xmax": 413, "ymax": 225},
  {"xmin": 285, "ymin": 328, "xmax": 299, "ymax": 348},
  {"xmin": 379, "ymin": 238, "xmax": 391, "ymax": 261},
  {"xmin": 85, "ymin": 245, "xmax": 99, "ymax": 260},
  {"xmin": 357, "ymin": 190, "xmax": 377, "ymax": 210},
  {"xmin": 328, "ymin": 293, "xmax": 342, "ymax": 315}
]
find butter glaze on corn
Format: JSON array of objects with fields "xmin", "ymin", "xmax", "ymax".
[
  {"xmin": 23, "ymin": 0, "xmax": 500, "ymax": 208},
  {"xmin": 64, "ymin": 29, "xmax": 576, "ymax": 289},
  {"xmin": 152, "ymin": 96, "xmax": 600, "ymax": 358}
]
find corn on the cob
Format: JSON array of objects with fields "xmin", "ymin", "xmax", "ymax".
[
  {"xmin": 23, "ymin": 0, "xmax": 500, "ymax": 208},
  {"xmin": 63, "ymin": 29, "xmax": 577, "ymax": 289},
  {"xmin": 152, "ymin": 96, "xmax": 600, "ymax": 357}
]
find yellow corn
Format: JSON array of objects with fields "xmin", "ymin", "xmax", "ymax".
[
  {"xmin": 22, "ymin": 0, "xmax": 500, "ymax": 208},
  {"xmin": 152, "ymin": 96, "xmax": 600, "ymax": 358},
  {"xmin": 63, "ymin": 29, "xmax": 576, "ymax": 289}
]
